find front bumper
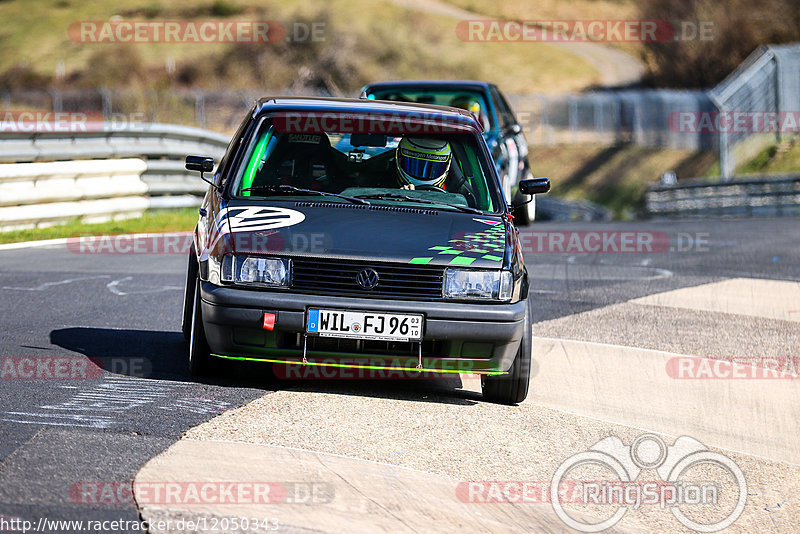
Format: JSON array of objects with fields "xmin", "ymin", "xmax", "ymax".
[{"xmin": 200, "ymin": 281, "xmax": 527, "ymax": 373}]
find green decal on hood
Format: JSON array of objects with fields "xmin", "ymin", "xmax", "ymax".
[{"xmin": 409, "ymin": 223, "xmax": 506, "ymax": 265}]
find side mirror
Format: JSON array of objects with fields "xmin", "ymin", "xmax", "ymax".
[
  {"xmin": 185, "ymin": 155, "xmax": 214, "ymax": 173},
  {"xmin": 185, "ymin": 155, "xmax": 219, "ymax": 191},
  {"xmin": 519, "ymin": 177, "xmax": 550, "ymax": 195}
]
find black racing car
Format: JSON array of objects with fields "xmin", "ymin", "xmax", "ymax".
[
  {"xmin": 181, "ymin": 97, "xmax": 550, "ymax": 404},
  {"xmin": 361, "ymin": 80, "xmax": 537, "ymax": 224}
]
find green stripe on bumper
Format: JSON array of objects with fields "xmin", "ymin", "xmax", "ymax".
[{"xmin": 211, "ymin": 354, "xmax": 506, "ymax": 375}]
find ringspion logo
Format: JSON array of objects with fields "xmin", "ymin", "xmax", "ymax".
[{"xmin": 550, "ymin": 434, "xmax": 746, "ymax": 532}]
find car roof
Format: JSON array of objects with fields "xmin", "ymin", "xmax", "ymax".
[
  {"xmin": 254, "ymin": 96, "xmax": 483, "ymax": 133},
  {"xmin": 362, "ymin": 80, "xmax": 494, "ymax": 92}
]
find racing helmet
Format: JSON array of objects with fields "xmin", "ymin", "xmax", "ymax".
[
  {"xmin": 396, "ymin": 137, "xmax": 451, "ymax": 189},
  {"xmin": 449, "ymin": 94, "xmax": 482, "ymax": 116}
]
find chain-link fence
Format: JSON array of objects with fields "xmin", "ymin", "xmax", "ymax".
[
  {"xmin": 507, "ymin": 91, "xmax": 716, "ymax": 150},
  {"xmin": 2, "ymin": 43, "xmax": 798, "ymax": 180},
  {"xmin": 710, "ymin": 44, "xmax": 800, "ymax": 179},
  {"xmin": 0, "ymin": 86, "xmax": 718, "ymax": 148},
  {"xmin": 0, "ymin": 87, "xmax": 333, "ymax": 134}
]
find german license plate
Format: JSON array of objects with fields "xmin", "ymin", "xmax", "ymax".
[{"xmin": 306, "ymin": 308, "xmax": 423, "ymax": 342}]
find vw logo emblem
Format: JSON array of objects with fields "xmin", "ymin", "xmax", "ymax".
[{"xmin": 356, "ymin": 268, "xmax": 379, "ymax": 290}]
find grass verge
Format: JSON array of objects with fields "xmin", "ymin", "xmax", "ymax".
[
  {"xmin": 737, "ymin": 138, "xmax": 800, "ymax": 175},
  {"xmin": 530, "ymin": 144, "xmax": 716, "ymax": 218},
  {"xmin": 0, "ymin": 208, "xmax": 198, "ymax": 245}
]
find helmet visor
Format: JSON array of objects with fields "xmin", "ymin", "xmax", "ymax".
[{"xmin": 398, "ymin": 148, "xmax": 450, "ymax": 181}]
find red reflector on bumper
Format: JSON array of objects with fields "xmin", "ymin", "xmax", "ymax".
[{"xmin": 263, "ymin": 313, "xmax": 276, "ymax": 331}]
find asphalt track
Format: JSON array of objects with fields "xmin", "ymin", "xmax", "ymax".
[{"xmin": 0, "ymin": 217, "xmax": 798, "ymax": 533}]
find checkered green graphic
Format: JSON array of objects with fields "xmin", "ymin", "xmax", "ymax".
[{"xmin": 409, "ymin": 223, "xmax": 506, "ymax": 265}]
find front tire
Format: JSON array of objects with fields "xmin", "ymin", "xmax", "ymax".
[
  {"xmin": 181, "ymin": 250, "xmax": 198, "ymax": 341},
  {"xmin": 482, "ymin": 302, "xmax": 532, "ymax": 405},
  {"xmin": 188, "ymin": 278, "xmax": 212, "ymax": 376}
]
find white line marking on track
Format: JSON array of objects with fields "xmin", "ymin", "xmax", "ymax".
[
  {"xmin": 0, "ymin": 412, "xmax": 116, "ymax": 428},
  {"xmin": 2, "ymin": 275, "xmax": 111, "ymax": 291},
  {"xmin": 106, "ymin": 276, "xmax": 182, "ymax": 296},
  {"xmin": 106, "ymin": 277, "xmax": 133, "ymax": 295},
  {"xmin": 3, "ymin": 377, "xmax": 191, "ymax": 429},
  {"xmin": 0, "ymin": 238, "xmax": 69, "ymax": 251}
]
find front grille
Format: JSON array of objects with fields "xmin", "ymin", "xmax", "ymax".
[{"xmin": 291, "ymin": 257, "xmax": 444, "ymax": 299}]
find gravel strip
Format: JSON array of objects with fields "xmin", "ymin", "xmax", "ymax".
[
  {"xmin": 181, "ymin": 278, "xmax": 800, "ymax": 532},
  {"xmin": 185, "ymin": 378, "xmax": 799, "ymax": 533},
  {"xmin": 537, "ymin": 301, "xmax": 800, "ymax": 367}
]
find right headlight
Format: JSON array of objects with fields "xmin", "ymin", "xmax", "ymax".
[
  {"xmin": 443, "ymin": 269, "xmax": 512, "ymax": 301},
  {"xmin": 221, "ymin": 255, "xmax": 291, "ymax": 287}
]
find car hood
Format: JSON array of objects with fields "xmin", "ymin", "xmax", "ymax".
[{"xmin": 221, "ymin": 200, "xmax": 508, "ymax": 268}]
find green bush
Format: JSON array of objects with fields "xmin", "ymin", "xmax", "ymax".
[{"xmin": 210, "ymin": 0, "xmax": 240, "ymax": 17}]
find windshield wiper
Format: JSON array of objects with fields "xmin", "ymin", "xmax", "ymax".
[
  {"xmin": 354, "ymin": 193, "xmax": 483, "ymax": 214},
  {"xmin": 240, "ymin": 184, "xmax": 370, "ymax": 205}
]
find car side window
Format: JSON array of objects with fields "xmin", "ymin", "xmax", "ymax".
[{"xmin": 491, "ymin": 87, "xmax": 516, "ymax": 132}]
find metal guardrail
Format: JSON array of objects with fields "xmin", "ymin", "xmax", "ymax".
[
  {"xmin": 535, "ymin": 196, "xmax": 612, "ymax": 222},
  {"xmin": 646, "ymin": 173, "xmax": 800, "ymax": 217},
  {"xmin": 0, "ymin": 123, "xmax": 229, "ymax": 215},
  {"xmin": 0, "ymin": 159, "xmax": 150, "ymax": 231},
  {"xmin": 0, "ymin": 123, "xmax": 229, "ymax": 163},
  {"xmin": 0, "ymin": 124, "xmax": 231, "ymax": 229}
]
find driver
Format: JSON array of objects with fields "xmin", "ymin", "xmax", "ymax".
[
  {"xmin": 395, "ymin": 137, "xmax": 451, "ymax": 191},
  {"xmin": 449, "ymin": 94, "xmax": 490, "ymax": 130}
]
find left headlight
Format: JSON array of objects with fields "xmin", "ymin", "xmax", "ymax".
[
  {"xmin": 221, "ymin": 255, "xmax": 291, "ymax": 287},
  {"xmin": 443, "ymin": 269, "xmax": 512, "ymax": 301}
]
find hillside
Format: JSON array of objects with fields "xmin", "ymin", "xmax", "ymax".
[{"xmin": 0, "ymin": 0, "xmax": 606, "ymax": 94}]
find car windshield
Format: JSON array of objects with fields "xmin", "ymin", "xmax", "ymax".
[
  {"xmin": 230, "ymin": 112, "xmax": 501, "ymax": 213},
  {"xmin": 366, "ymin": 88, "xmax": 493, "ymax": 130}
]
